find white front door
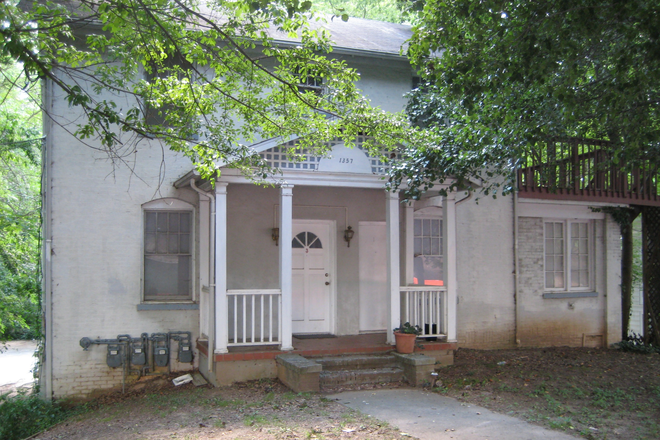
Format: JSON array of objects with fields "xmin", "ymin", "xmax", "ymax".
[{"xmin": 292, "ymin": 220, "xmax": 333, "ymax": 334}]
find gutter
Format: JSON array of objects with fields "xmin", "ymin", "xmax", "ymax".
[
  {"xmin": 513, "ymin": 190, "xmax": 521, "ymax": 346},
  {"xmin": 41, "ymin": 77, "xmax": 54, "ymax": 400},
  {"xmin": 189, "ymin": 179, "xmax": 215, "ymax": 377}
]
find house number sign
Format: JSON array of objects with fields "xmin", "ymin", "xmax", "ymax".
[{"xmin": 316, "ymin": 144, "xmax": 372, "ymax": 174}]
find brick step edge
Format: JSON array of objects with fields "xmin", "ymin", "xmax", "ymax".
[
  {"xmin": 314, "ymin": 354, "xmax": 397, "ymax": 371},
  {"xmin": 319, "ymin": 367, "xmax": 404, "ymax": 387}
]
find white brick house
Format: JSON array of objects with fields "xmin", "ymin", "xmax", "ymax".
[{"xmin": 40, "ymin": 17, "xmax": 625, "ymax": 400}]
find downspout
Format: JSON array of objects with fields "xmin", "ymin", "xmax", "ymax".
[
  {"xmin": 513, "ymin": 190, "xmax": 521, "ymax": 346},
  {"xmin": 190, "ymin": 179, "xmax": 215, "ymax": 376},
  {"xmin": 41, "ymin": 77, "xmax": 54, "ymax": 400}
]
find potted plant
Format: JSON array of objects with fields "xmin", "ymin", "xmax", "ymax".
[{"xmin": 393, "ymin": 322, "xmax": 421, "ymax": 354}]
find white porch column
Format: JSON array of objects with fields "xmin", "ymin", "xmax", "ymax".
[
  {"xmin": 386, "ymin": 190, "xmax": 401, "ymax": 345},
  {"xmin": 443, "ymin": 193, "xmax": 458, "ymax": 342},
  {"xmin": 404, "ymin": 202, "xmax": 415, "ymax": 285},
  {"xmin": 214, "ymin": 182, "xmax": 229, "ymax": 354},
  {"xmin": 280, "ymin": 184, "xmax": 294, "ymax": 351}
]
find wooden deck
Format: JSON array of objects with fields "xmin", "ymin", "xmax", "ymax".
[
  {"xmin": 197, "ymin": 333, "xmax": 457, "ymax": 363},
  {"xmin": 517, "ymin": 138, "xmax": 660, "ymax": 206}
]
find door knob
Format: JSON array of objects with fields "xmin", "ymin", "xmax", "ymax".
[{"xmin": 325, "ymin": 281, "xmax": 330, "ymax": 285}]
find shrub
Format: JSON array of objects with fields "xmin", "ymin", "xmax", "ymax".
[{"xmin": 0, "ymin": 393, "xmax": 69, "ymax": 440}]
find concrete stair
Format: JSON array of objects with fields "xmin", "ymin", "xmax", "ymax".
[
  {"xmin": 276, "ymin": 352, "xmax": 437, "ymax": 393},
  {"xmin": 314, "ymin": 354, "xmax": 404, "ymax": 390}
]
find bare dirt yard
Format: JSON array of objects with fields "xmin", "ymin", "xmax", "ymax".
[
  {"xmin": 30, "ymin": 347, "xmax": 660, "ymax": 440},
  {"xmin": 434, "ymin": 347, "xmax": 660, "ymax": 440}
]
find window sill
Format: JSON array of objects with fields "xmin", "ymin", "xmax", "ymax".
[
  {"xmin": 137, "ymin": 303, "xmax": 199, "ymax": 311},
  {"xmin": 542, "ymin": 291, "xmax": 598, "ymax": 299}
]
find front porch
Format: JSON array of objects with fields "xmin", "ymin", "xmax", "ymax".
[{"xmin": 196, "ymin": 333, "xmax": 457, "ymax": 387}]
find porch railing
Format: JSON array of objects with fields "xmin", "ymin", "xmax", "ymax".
[
  {"xmin": 518, "ymin": 138, "xmax": 660, "ymax": 206},
  {"xmin": 227, "ymin": 289, "xmax": 281, "ymax": 346},
  {"xmin": 400, "ymin": 286, "xmax": 448, "ymax": 338}
]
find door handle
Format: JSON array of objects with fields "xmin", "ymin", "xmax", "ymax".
[{"xmin": 325, "ymin": 281, "xmax": 330, "ymax": 285}]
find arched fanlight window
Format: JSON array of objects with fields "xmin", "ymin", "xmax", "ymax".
[{"xmin": 292, "ymin": 231, "xmax": 323, "ymax": 249}]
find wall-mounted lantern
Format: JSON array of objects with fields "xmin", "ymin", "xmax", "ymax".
[{"xmin": 344, "ymin": 226, "xmax": 354, "ymax": 247}]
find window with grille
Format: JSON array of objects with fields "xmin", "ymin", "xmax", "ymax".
[
  {"xmin": 544, "ymin": 221, "xmax": 591, "ymax": 290},
  {"xmin": 144, "ymin": 210, "xmax": 192, "ymax": 300},
  {"xmin": 413, "ymin": 218, "xmax": 443, "ymax": 286}
]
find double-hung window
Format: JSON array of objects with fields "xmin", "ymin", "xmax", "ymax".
[
  {"xmin": 144, "ymin": 209, "xmax": 192, "ymax": 301},
  {"xmin": 544, "ymin": 220, "xmax": 592, "ymax": 291},
  {"xmin": 413, "ymin": 218, "xmax": 443, "ymax": 286}
]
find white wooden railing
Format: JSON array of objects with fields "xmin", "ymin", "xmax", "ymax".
[
  {"xmin": 400, "ymin": 286, "xmax": 448, "ymax": 338},
  {"xmin": 227, "ymin": 289, "xmax": 281, "ymax": 346}
]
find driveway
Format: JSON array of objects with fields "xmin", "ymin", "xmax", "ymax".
[{"xmin": 0, "ymin": 340, "xmax": 38, "ymax": 396}]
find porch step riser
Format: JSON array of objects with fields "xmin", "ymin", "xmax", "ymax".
[
  {"xmin": 320, "ymin": 367, "xmax": 404, "ymax": 388},
  {"xmin": 313, "ymin": 354, "xmax": 397, "ymax": 371}
]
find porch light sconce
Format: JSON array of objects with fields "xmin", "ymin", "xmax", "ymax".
[
  {"xmin": 344, "ymin": 226, "xmax": 354, "ymax": 247},
  {"xmin": 271, "ymin": 228, "xmax": 279, "ymax": 246}
]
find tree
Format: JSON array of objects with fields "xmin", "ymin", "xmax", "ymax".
[
  {"xmin": 391, "ymin": 0, "xmax": 660, "ymax": 198},
  {"xmin": 0, "ymin": 59, "xmax": 41, "ymax": 340},
  {"xmin": 1, "ymin": 0, "xmax": 411, "ymax": 183}
]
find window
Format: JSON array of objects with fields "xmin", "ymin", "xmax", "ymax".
[
  {"xmin": 144, "ymin": 209, "xmax": 192, "ymax": 301},
  {"xmin": 413, "ymin": 218, "xmax": 443, "ymax": 286},
  {"xmin": 296, "ymin": 70, "xmax": 323, "ymax": 96},
  {"xmin": 544, "ymin": 221, "xmax": 591, "ymax": 290},
  {"xmin": 142, "ymin": 52, "xmax": 192, "ymax": 127}
]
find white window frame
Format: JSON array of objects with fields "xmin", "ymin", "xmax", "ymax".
[
  {"xmin": 412, "ymin": 215, "xmax": 444, "ymax": 287},
  {"xmin": 543, "ymin": 219, "xmax": 594, "ymax": 292},
  {"xmin": 141, "ymin": 198, "xmax": 195, "ymax": 303}
]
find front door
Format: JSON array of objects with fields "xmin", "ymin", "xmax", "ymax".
[{"xmin": 292, "ymin": 220, "xmax": 333, "ymax": 334}]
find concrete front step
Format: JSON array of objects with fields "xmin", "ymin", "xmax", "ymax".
[
  {"xmin": 313, "ymin": 354, "xmax": 397, "ymax": 371},
  {"xmin": 320, "ymin": 366, "xmax": 404, "ymax": 388}
]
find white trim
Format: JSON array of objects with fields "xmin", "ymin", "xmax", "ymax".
[
  {"xmin": 386, "ymin": 190, "xmax": 401, "ymax": 345},
  {"xmin": 518, "ymin": 201, "xmax": 606, "ymax": 219},
  {"xmin": 542, "ymin": 219, "xmax": 595, "ymax": 293},
  {"xmin": 142, "ymin": 197, "xmax": 194, "ymax": 210},
  {"xmin": 443, "ymin": 194, "xmax": 458, "ymax": 343},
  {"xmin": 280, "ymin": 185, "xmax": 294, "ymax": 350},
  {"xmin": 215, "ymin": 182, "xmax": 229, "ymax": 354},
  {"xmin": 219, "ymin": 168, "xmax": 390, "ymax": 189}
]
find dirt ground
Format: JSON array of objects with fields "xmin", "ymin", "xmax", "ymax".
[
  {"xmin": 434, "ymin": 347, "xmax": 660, "ymax": 440},
  {"xmin": 33, "ymin": 347, "xmax": 660, "ymax": 440},
  {"xmin": 35, "ymin": 378, "xmax": 409, "ymax": 440}
]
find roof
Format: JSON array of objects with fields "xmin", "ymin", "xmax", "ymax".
[{"xmin": 269, "ymin": 16, "xmax": 412, "ymax": 57}]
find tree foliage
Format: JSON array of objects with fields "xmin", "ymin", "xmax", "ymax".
[
  {"xmin": 0, "ymin": 60, "xmax": 41, "ymax": 340},
  {"xmin": 310, "ymin": 0, "xmax": 417, "ymax": 23},
  {"xmin": 2, "ymin": 0, "xmax": 412, "ymax": 182},
  {"xmin": 392, "ymin": 0, "xmax": 660, "ymax": 197}
]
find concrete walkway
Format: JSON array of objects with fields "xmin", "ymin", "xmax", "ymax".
[
  {"xmin": 327, "ymin": 388, "xmax": 579, "ymax": 440},
  {"xmin": 0, "ymin": 340, "xmax": 38, "ymax": 396}
]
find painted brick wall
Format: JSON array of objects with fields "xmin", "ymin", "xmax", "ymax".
[
  {"xmin": 517, "ymin": 216, "xmax": 611, "ymax": 347},
  {"xmin": 455, "ymin": 194, "xmax": 517, "ymax": 349}
]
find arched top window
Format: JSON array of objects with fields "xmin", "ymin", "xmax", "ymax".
[{"xmin": 292, "ymin": 231, "xmax": 322, "ymax": 249}]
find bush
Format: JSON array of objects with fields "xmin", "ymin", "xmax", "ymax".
[
  {"xmin": 615, "ymin": 333, "xmax": 660, "ymax": 354},
  {"xmin": 0, "ymin": 393, "xmax": 69, "ymax": 440}
]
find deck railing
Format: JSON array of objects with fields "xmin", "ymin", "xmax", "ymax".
[
  {"xmin": 400, "ymin": 286, "xmax": 448, "ymax": 338},
  {"xmin": 518, "ymin": 138, "xmax": 660, "ymax": 206},
  {"xmin": 227, "ymin": 289, "xmax": 281, "ymax": 346}
]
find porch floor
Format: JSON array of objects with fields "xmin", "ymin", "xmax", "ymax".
[{"xmin": 197, "ymin": 333, "xmax": 457, "ymax": 363}]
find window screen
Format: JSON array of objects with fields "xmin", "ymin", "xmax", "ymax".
[{"xmin": 144, "ymin": 211, "xmax": 192, "ymax": 300}]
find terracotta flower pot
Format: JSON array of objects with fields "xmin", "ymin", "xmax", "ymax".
[{"xmin": 394, "ymin": 331, "xmax": 417, "ymax": 354}]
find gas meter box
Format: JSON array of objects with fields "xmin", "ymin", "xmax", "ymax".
[
  {"xmin": 130, "ymin": 340, "xmax": 146, "ymax": 365},
  {"xmin": 152, "ymin": 333, "xmax": 169, "ymax": 367},
  {"xmin": 178, "ymin": 342, "xmax": 193, "ymax": 363},
  {"xmin": 106, "ymin": 344, "xmax": 123, "ymax": 367}
]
